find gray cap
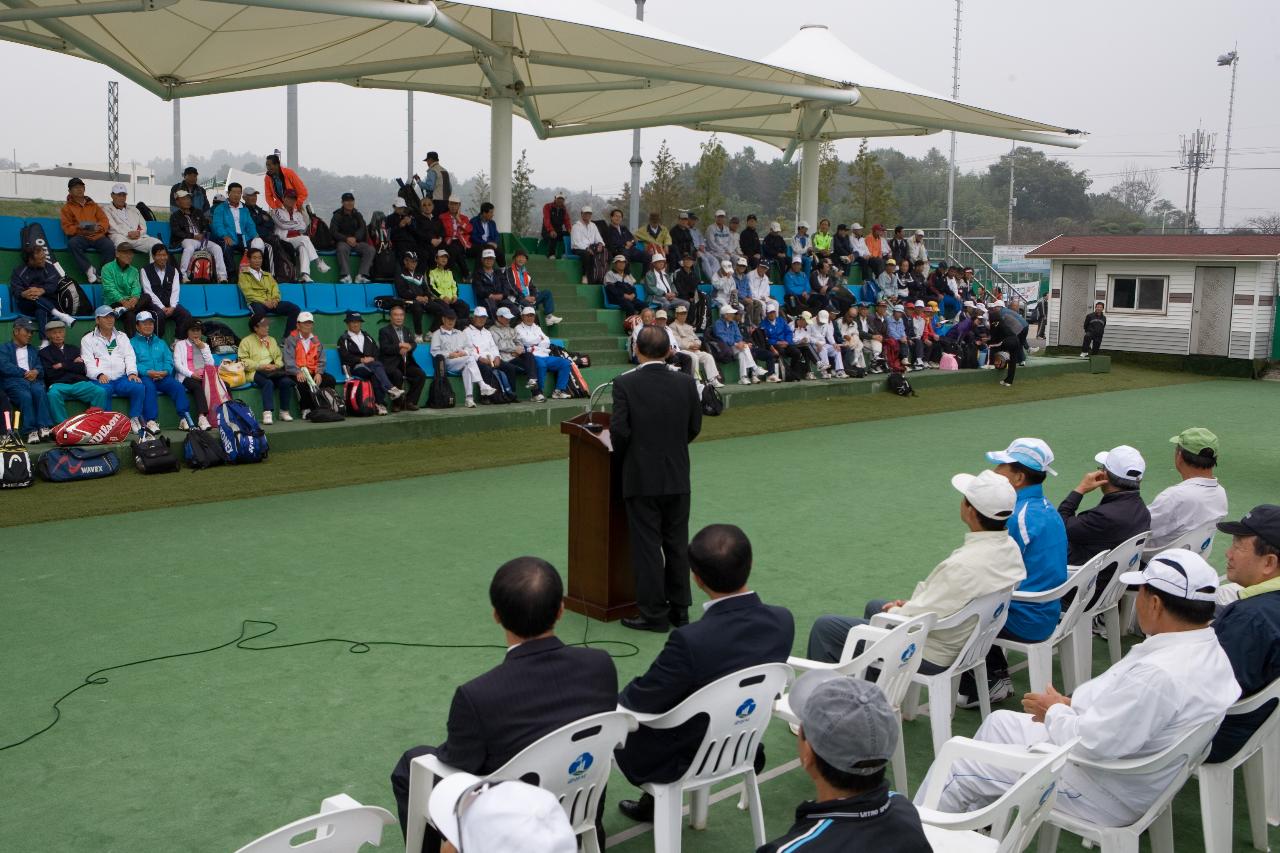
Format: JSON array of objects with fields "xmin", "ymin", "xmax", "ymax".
[
  {"xmin": 789, "ymin": 672, "xmax": 898, "ymax": 774},
  {"xmin": 13, "ymin": 316, "xmax": 35, "ymax": 331}
]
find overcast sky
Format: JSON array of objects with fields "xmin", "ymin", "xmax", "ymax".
[{"xmin": 1, "ymin": 0, "xmax": 1275, "ymax": 227}]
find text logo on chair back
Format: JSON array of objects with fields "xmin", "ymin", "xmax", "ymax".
[
  {"xmin": 734, "ymin": 698, "xmax": 757, "ymax": 722},
  {"xmin": 1199, "ymin": 537, "xmax": 1212, "ymax": 553},
  {"xmin": 1038, "ymin": 781, "xmax": 1056, "ymax": 808},
  {"xmin": 899, "ymin": 642, "xmax": 917, "ymax": 667},
  {"xmin": 567, "ymin": 752, "xmax": 593, "ymax": 781},
  {"xmin": 1128, "ymin": 553, "xmax": 1141, "ymax": 568},
  {"xmin": 993, "ymin": 602, "xmax": 1005, "ymax": 620}
]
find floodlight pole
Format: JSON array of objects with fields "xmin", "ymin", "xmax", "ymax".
[
  {"xmin": 944, "ymin": 0, "xmax": 962, "ymax": 259},
  {"xmin": 1217, "ymin": 46, "xmax": 1238, "ymax": 230},
  {"xmin": 627, "ymin": 0, "xmax": 645, "ymax": 229}
]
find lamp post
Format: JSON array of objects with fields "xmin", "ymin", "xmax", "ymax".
[{"xmin": 1216, "ymin": 47, "xmax": 1239, "ymax": 230}]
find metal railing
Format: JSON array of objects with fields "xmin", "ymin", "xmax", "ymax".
[{"xmin": 920, "ymin": 228, "xmax": 1042, "ymax": 302}]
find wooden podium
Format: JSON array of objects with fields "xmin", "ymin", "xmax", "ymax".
[{"xmin": 560, "ymin": 412, "xmax": 637, "ymax": 621}]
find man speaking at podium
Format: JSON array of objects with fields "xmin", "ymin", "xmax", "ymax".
[{"xmin": 612, "ymin": 325, "xmax": 703, "ymax": 632}]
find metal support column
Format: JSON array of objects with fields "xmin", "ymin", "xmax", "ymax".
[
  {"xmin": 799, "ymin": 138, "xmax": 820, "ymax": 229},
  {"xmin": 488, "ymin": 11, "xmax": 515, "ymax": 232},
  {"xmin": 286, "ymin": 84, "xmax": 298, "ymax": 166},
  {"xmin": 627, "ymin": 0, "xmax": 646, "ymax": 228},
  {"xmin": 171, "ymin": 97, "xmax": 181, "ymax": 182},
  {"xmin": 406, "ymin": 91, "xmax": 414, "ymax": 180}
]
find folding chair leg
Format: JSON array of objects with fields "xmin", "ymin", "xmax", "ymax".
[
  {"xmin": 902, "ymin": 681, "xmax": 922, "ymax": 722},
  {"xmin": 1070, "ymin": 624, "xmax": 1095, "ymax": 688},
  {"xmin": 1266, "ymin": 738, "xmax": 1280, "ymax": 826},
  {"xmin": 974, "ymin": 662, "xmax": 993, "ymax": 719},
  {"xmin": 1026, "ymin": 645, "xmax": 1052, "ymax": 695},
  {"xmin": 580, "ymin": 827, "xmax": 602, "ymax": 853},
  {"xmin": 1035, "ymin": 822, "xmax": 1061, "ymax": 853},
  {"xmin": 651, "ymin": 787, "xmax": 684, "ymax": 853},
  {"xmin": 405, "ymin": 762, "xmax": 437, "ymax": 853},
  {"xmin": 1059, "ymin": 632, "xmax": 1081, "ymax": 693},
  {"xmin": 926, "ymin": 679, "xmax": 953, "ymax": 755},
  {"xmin": 1198, "ymin": 765, "xmax": 1235, "ymax": 853},
  {"xmin": 689, "ymin": 786, "xmax": 709, "ymax": 831},
  {"xmin": 890, "ymin": 720, "xmax": 909, "ymax": 796},
  {"xmin": 1118, "ymin": 591, "xmax": 1137, "ymax": 637},
  {"xmin": 1242, "ymin": 752, "xmax": 1269, "ymax": 851},
  {"xmin": 741, "ymin": 770, "xmax": 767, "ymax": 848},
  {"xmin": 1104, "ymin": 607, "xmax": 1123, "ymax": 666},
  {"xmin": 1148, "ymin": 805, "xmax": 1174, "ymax": 853}
]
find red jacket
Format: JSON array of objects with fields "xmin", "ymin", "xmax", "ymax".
[
  {"xmin": 542, "ymin": 202, "xmax": 570, "ymax": 234},
  {"xmin": 440, "ymin": 211, "xmax": 471, "ymax": 249}
]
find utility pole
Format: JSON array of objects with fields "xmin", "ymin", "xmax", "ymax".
[
  {"xmin": 1216, "ymin": 47, "xmax": 1239, "ymax": 230},
  {"xmin": 107, "ymin": 81, "xmax": 119, "ymax": 181},
  {"xmin": 627, "ymin": 0, "xmax": 646, "ymax": 228},
  {"xmin": 1006, "ymin": 143, "xmax": 1016, "ymax": 243},
  {"xmin": 1179, "ymin": 129, "xmax": 1216, "ymax": 233},
  {"xmin": 944, "ymin": 0, "xmax": 962, "ymax": 259}
]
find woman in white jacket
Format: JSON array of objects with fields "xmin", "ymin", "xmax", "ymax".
[
  {"xmin": 270, "ymin": 190, "xmax": 329, "ymax": 282},
  {"xmin": 171, "ymin": 319, "xmax": 215, "ymax": 429}
]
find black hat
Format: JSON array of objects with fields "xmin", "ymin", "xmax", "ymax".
[
  {"xmin": 403, "ymin": 250, "xmax": 418, "ymax": 260},
  {"xmin": 188, "ymin": 319, "xmax": 204, "ymax": 330},
  {"xmin": 424, "ymin": 151, "xmax": 439, "ymax": 162},
  {"xmin": 1218, "ymin": 505, "xmax": 1280, "ymax": 550},
  {"xmin": 183, "ymin": 166, "xmax": 198, "ymax": 175},
  {"xmin": 344, "ymin": 311, "xmax": 364, "ymax": 323},
  {"xmin": 440, "ymin": 307, "xmax": 457, "ymax": 320},
  {"xmin": 341, "ymin": 192, "xmax": 355, "ymax": 201},
  {"xmin": 67, "ymin": 177, "xmax": 84, "ymax": 188}
]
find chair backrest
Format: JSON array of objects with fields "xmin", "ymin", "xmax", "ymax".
[
  {"xmin": 1083, "ymin": 530, "xmax": 1150, "ymax": 616},
  {"xmin": 839, "ymin": 613, "xmax": 935, "ymax": 711},
  {"xmin": 1145, "ymin": 518, "xmax": 1220, "ymax": 562},
  {"xmin": 487, "ymin": 711, "xmax": 636, "ymax": 835},
  {"xmin": 916, "ymin": 737, "xmax": 1077, "ymax": 853},
  {"xmin": 938, "ymin": 587, "xmax": 1015, "ymax": 676},
  {"xmin": 1046, "ymin": 551, "xmax": 1110, "ymax": 644},
  {"xmin": 1219, "ymin": 673, "xmax": 1280, "ymax": 761},
  {"xmin": 234, "ymin": 799, "xmax": 394, "ymax": 853},
  {"xmin": 653, "ymin": 663, "xmax": 793, "ymax": 788}
]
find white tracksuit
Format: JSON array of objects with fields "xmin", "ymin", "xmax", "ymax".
[
  {"xmin": 271, "ymin": 207, "xmax": 321, "ymax": 272},
  {"xmin": 670, "ymin": 321, "xmax": 718, "ymax": 383},
  {"xmin": 836, "ymin": 319, "xmax": 866, "ymax": 369},
  {"xmin": 810, "ymin": 319, "xmax": 843, "ymax": 372},
  {"xmin": 430, "ymin": 326, "xmax": 485, "ymax": 394},
  {"xmin": 80, "ymin": 328, "xmax": 137, "ymax": 380},
  {"xmin": 101, "ymin": 202, "xmax": 161, "ymax": 255}
]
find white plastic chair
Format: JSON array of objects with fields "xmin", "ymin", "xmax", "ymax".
[
  {"xmin": 914, "ymin": 737, "xmax": 1078, "ymax": 853},
  {"xmin": 630, "ymin": 662, "xmax": 793, "ymax": 853},
  {"xmin": 1119, "ymin": 519, "xmax": 1221, "ymax": 636},
  {"xmin": 1067, "ymin": 531, "xmax": 1149, "ymax": 673},
  {"xmin": 403, "ymin": 710, "xmax": 636, "ymax": 853},
  {"xmin": 886, "ymin": 586, "xmax": 1016, "ymax": 756},
  {"xmin": 1035, "ymin": 715, "xmax": 1223, "ymax": 853},
  {"xmin": 776, "ymin": 612, "xmax": 935, "ymax": 793},
  {"xmin": 1197, "ymin": 674, "xmax": 1280, "ymax": 852},
  {"xmin": 996, "ymin": 550, "xmax": 1108, "ymax": 695},
  {"xmin": 234, "ymin": 794, "xmax": 395, "ymax": 853}
]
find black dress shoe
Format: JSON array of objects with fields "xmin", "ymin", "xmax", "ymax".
[
  {"xmin": 621, "ymin": 616, "xmax": 669, "ymax": 633},
  {"xmin": 405, "ymin": 402, "xmax": 419, "ymax": 411},
  {"xmin": 669, "ymin": 608, "xmax": 689, "ymax": 628},
  {"xmin": 618, "ymin": 793, "xmax": 654, "ymax": 822}
]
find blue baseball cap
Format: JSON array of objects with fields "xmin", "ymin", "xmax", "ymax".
[{"xmin": 986, "ymin": 437, "xmax": 1057, "ymax": 476}]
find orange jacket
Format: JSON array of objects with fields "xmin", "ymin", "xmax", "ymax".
[
  {"xmin": 263, "ymin": 166, "xmax": 309, "ymax": 210},
  {"xmin": 60, "ymin": 194, "xmax": 110, "ymax": 238},
  {"xmin": 866, "ymin": 234, "xmax": 887, "ymax": 259}
]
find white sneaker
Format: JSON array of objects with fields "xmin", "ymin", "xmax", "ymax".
[
  {"xmin": 145, "ymin": 419, "xmax": 160, "ymax": 433},
  {"xmin": 197, "ymin": 415, "xmax": 212, "ymax": 430},
  {"xmin": 551, "ymin": 389, "xmax": 572, "ymax": 399},
  {"xmin": 261, "ymin": 410, "xmax": 273, "ymax": 425},
  {"xmin": 414, "ymin": 334, "xmax": 425, "ymax": 344},
  {"xmin": 545, "ymin": 314, "xmax": 563, "ymax": 326},
  {"xmin": 26, "ymin": 430, "xmax": 40, "ymax": 444},
  {"xmin": 355, "ymin": 275, "xmax": 371, "ymax": 284},
  {"xmin": 53, "ymin": 310, "xmax": 76, "ymax": 328},
  {"xmin": 834, "ymin": 370, "xmax": 847, "ymax": 378},
  {"xmin": 376, "ymin": 404, "xmax": 388, "ymax": 415},
  {"xmin": 129, "ymin": 417, "xmax": 143, "ymax": 433},
  {"xmin": 1079, "ymin": 352, "xmax": 1089, "ymax": 358},
  {"xmin": 300, "ymin": 273, "xmax": 313, "ymax": 283},
  {"xmin": 765, "ymin": 373, "xmax": 782, "ymax": 383},
  {"xmin": 750, "ymin": 372, "xmax": 762, "ymax": 384},
  {"xmin": 177, "ymin": 417, "xmax": 193, "ymax": 431},
  {"xmin": 300, "ymin": 409, "xmax": 310, "ymax": 420},
  {"xmin": 580, "ymin": 276, "xmax": 588, "ymax": 284},
  {"xmin": 386, "ymin": 386, "xmax": 405, "ymax": 400},
  {"xmin": 738, "ymin": 377, "xmax": 753, "ymax": 385},
  {"xmin": 316, "ymin": 260, "xmax": 331, "ymax": 273},
  {"xmin": 216, "ymin": 277, "xmax": 228, "ymax": 284},
  {"xmin": 1000, "ymin": 380, "xmax": 1012, "ymax": 387},
  {"xmin": 338, "ymin": 275, "xmax": 353, "ymax": 284},
  {"xmin": 279, "ymin": 411, "xmax": 293, "ymax": 422},
  {"xmin": 526, "ymin": 378, "xmax": 539, "ymax": 390},
  {"xmin": 479, "ymin": 383, "xmax": 497, "ymax": 397},
  {"xmin": 532, "ymin": 393, "xmax": 546, "ymax": 402},
  {"xmin": 86, "ymin": 266, "xmax": 99, "ymax": 284},
  {"xmin": 464, "ymin": 397, "xmax": 476, "ymax": 408}
]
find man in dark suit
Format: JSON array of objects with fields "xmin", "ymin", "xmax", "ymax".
[
  {"xmin": 612, "ymin": 325, "xmax": 703, "ymax": 632},
  {"xmin": 377, "ymin": 304, "xmax": 427, "ymax": 409},
  {"xmin": 390, "ymin": 557, "xmax": 619, "ymax": 852},
  {"xmin": 615, "ymin": 524, "xmax": 795, "ymax": 822}
]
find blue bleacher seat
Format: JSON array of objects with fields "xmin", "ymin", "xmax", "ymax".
[
  {"xmin": 457, "ymin": 284, "xmax": 476, "ymax": 308},
  {"xmin": 178, "ymin": 284, "xmax": 207, "ymax": 316},
  {"xmin": 769, "ymin": 285, "xmax": 785, "ymax": 305},
  {"xmin": 303, "ymin": 283, "xmax": 339, "ymax": 314},
  {"xmin": 334, "ymin": 283, "xmax": 370, "ymax": 313},
  {"xmin": 0, "ymin": 215, "xmax": 23, "ymax": 250},
  {"xmin": 204, "ymin": 284, "xmax": 250, "ymax": 317},
  {"xmin": 145, "ymin": 221, "xmax": 171, "ymax": 245},
  {"xmin": 412, "ymin": 346, "xmax": 435, "ymax": 377},
  {"xmin": 364, "ymin": 283, "xmax": 393, "ymax": 304},
  {"xmin": 323, "ymin": 347, "xmax": 345, "ymax": 384},
  {"xmin": 278, "ymin": 283, "xmax": 306, "ymax": 308},
  {"xmin": 28, "ymin": 217, "xmax": 67, "ymax": 250},
  {"xmin": 81, "ymin": 284, "xmax": 103, "ymax": 316}
]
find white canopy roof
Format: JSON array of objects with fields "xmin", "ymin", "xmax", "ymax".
[{"xmin": 0, "ymin": 1, "xmax": 1082, "ymax": 148}]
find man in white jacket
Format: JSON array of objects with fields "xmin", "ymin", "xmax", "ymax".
[
  {"xmin": 809, "ymin": 309, "xmax": 845, "ymax": 378},
  {"xmin": 669, "ymin": 305, "xmax": 722, "ymax": 387},
  {"xmin": 79, "ymin": 305, "xmax": 146, "ymax": 431},
  {"xmin": 101, "ymin": 184, "xmax": 160, "ymax": 255},
  {"xmin": 806, "ymin": 470, "xmax": 1025, "ymax": 667},
  {"xmin": 934, "ymin": 549, "xmax": 1240, "ymax": 827},
  {"xmin": 270, "ymin": 189, "xmax": 329, "ymax": 283},
  {"xmin": 430, "ymin": 308, "xmax": 494, "ymax": 408},
  {"xmin": 463, "ymin": 307, "xmax": 517, "ymax": 401}
]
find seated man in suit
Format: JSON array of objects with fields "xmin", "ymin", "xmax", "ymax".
[
  {"xmin": 377, "ymin": 304, "xmax": 427, "ymax": 410},
  {"xmin": 614, "ymin": 523, "xmax": 795, "ymax": 822},
  {"xmin": 390, "ymin": 556, "xmax": 618, "ymax": 853}
]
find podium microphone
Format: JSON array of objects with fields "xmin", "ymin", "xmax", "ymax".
[{"xmin": 583, "ymin": 380, "xmax": 614, "ymax": 431}]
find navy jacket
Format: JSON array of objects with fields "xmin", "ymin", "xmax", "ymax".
[
  {"xmin": 10, "ymin": 263, "xmax": 60, "ymax": 305},
  {"xmin": 435, "ymin": 636, "xmax": 618, "ymax": 774},
  {"xmin": 616, "ymin": 592, "xmax": 794, "ymax": 784},
  {"xmin": 758, "ymin": 785, "xmax": 931, "ymax": 853},
  {"xmin": 0, "ymin": 341, "xmax": 43, "ymax": 383},
  {"xmin": 39, "ymin": 342, "xmax": 88, "ymax": 386},
  {"xmin": 1210, "ymin": 587, "xmax": 1280, "ymax": 762},
  {"xmin": 1057, "ymin": 488, "xmax": 1151, "ymax": 567}
]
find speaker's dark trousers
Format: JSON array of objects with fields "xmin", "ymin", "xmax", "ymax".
[{"xmin": 625, "ymin": 492, "xmax": 692, "ymax": 623}]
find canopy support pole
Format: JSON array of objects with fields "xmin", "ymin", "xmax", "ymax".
[
  {"xmin": 799, "ymin": 138, "xmax": 820, "ymax": 230},
  {"xmin": 406, "ymin": 91, "xmax": 414, "ymax": 182},
  {"xmin": 286, "ymin": 84, "xmax": 298, "ymax": 168},
  {"xmin": 627, "ymin": 0, "xmax": 646, "ymax": 232},
  {"xmin": 172, "ymin": 97, "xmax": 181, "ymax": 182},
  {"xmin": 489, "ymin": 10, "xmax": 515, "ymax": 232}
]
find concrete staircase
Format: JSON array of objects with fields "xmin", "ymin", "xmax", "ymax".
[{"xmin": 524, "ymin": 257, "xmax": 631, "ymax": 379}]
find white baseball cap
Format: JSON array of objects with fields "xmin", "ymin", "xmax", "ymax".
[
  {"xmin": 914, "ymin": 300, "xmax": 926, "ymax": 308},
  {"xmin": 1094, "ymin": 445, "xmax": 1146, "ymax": 481},
  {"xmin": 392, "ymin": 198, "xmax": 407, "ymax": 209},
  {"xmin": 173, "ymin": 189, "xmax": 190, "ymax": 198},
  {"xmin": 735, "ymin": 257, "xmax": 747, "ymax": 267},
  {"xmin": 765, "ymin": 300, "xmax": 779, "ymax": 313},
  {"xmin": 474, "ymin": 306, "xmax": 489, "ymax": 317},
  {"xmin": 951, "ymin": 470, "xmax": 1018, "ymax": 519},
  {"xmin": 135, "ymin": 310, "xmax": 155, "ymax": 323},
  {"xmin": 799, "ymin": 310, "xmax": 813, "ymax": 322},
  {"xmin": 714, "ymin": 209, "xmax": 726, "ymax": 217},
  {"xmin": 914, "ymin": 229, "xmax": 925, "ymax": 236},
  {"xmin": 581, "ymin": 205, "xmax": 593, "ymax": 214},
  {"xmin": 428, "ymin": 774, "xmax": 577, "ymax": 853},
  {"xmin": 448, "ymin": 195, "xmax": 461, "ymax": 203},
  {"xmin": 243, "ymin": 186, "xmax": 259, "ymax": 196},
  {"xmin": 720, "ymin": 260, "xmax": 733, "ymax": 272},
  {"xmin": 962, "ymin": 300, "xmax": 975, "ymax": 308},
  {"xmin": 798, "ymin": 220, "xmax": 810, "ymax": 230},
  {"xmin": 769, "ymin": 221, "xmax": 781, "ymax": 232},
  {"xmin": 851, "ymin": 222, "xmax": 863, "ymax": 230},
  {"xmin": 654, "ymin": 309, "xmax": 668, "ymax": 319},
  {"xmin": 986, "ymin": 437, "xmax": 1057, "ymax": 476},
  {"xmin": 520, "ymin": 306, "xmax": 536, "ymax": 315},
  {"xmin": 297, "ymin": 311, "xmax": 315, "ymax": 323},
  {"xmin": 992, "ymin": 299, "xmax": 1006, "ymax": 308},
  {"xmin": 720, "ymin": 304, "xmax": 739, "ymax": 314},
  {"xmin": 111, "ymin": 183, "xmax": 127, "ymax": 194},
  {"xmin": 817, "ymin": 309, "xmax": 829, "ymax": 322},
  {"xmin": 481, "ymin": 248, "xmax": 496, "ymax": 259},
  {"xmin": 1119, "ymin": 549, "xmax": 1220, "ymax": 602},
  {"xmin": 612, "ymin": 254, "xmax": 627, "ymax": 263},
  {"xmin": 496, "ymin": 307, "xmax": 514, "ymax": 319}
]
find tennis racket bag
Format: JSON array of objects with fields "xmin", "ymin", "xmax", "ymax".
[
  {"xmin": 37, "ymin": 446, "xmax": 120, "ymax": 481},
  {"xmin": 54, "ymin": 407, "xmax": 132, "ymax": 446}
]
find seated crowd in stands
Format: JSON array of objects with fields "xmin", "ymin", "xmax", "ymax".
[{"xmin": 382, "ymin": 429, "xmax": 1276, "ymax": 851}]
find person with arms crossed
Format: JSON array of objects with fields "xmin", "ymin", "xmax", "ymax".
[{"xmin": 39, "ymin": 319, "xmax": 108, "ymax": 425}]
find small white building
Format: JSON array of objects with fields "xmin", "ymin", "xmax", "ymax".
[{"xmin": 1027, "ymin": 235, "xmax": 1279, "ymax": 360}]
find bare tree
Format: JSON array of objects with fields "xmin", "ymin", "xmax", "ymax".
[
  {"xmin": 1108, "ymin": 165, "xmax": 1161, "ymax": 216},
  {"xmin": 1246, "ymin": 213, "xmax": 1280, "ymax": 235}
]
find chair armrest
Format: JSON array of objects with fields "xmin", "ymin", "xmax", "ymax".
[
  {"xmin": 1012, "ymin": 585, "xmax": 1070, "ymax": 604},
  {"xmin": 414, "ymin": 753, "xmax": 461, "ymax": 779},
  {"xmin": 869, "ymin": 612, "xmax": 908, "ymax": 628},
  {"xmin": 785, "ymin": 655, "xmax": 846, "ymax": 673},
  {"xmin": 1231, "ymin": 686, "xmax": 1280, "ymax": 715},
  {"xmin": 617, "ymin": 703, "xmax": 663, "ymax": 725},
  {"xmin": 320, "ymin": 793, "xmax": 362, "ymax": 813},
  {"xmin": 915, "ymin": 805, "xmax": 996, "ymax": 832}
]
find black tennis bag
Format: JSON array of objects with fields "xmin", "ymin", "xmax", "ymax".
[
  {"xmin": 56, "ymin": 276, "xmax": 92, "ymax": 316},
  {"xmin": 427, "ymin": 357, "xmax": 455, "ymax": 409},
  {"xmin": 131, "ymin": 429, "xmax": 180, "ymax": 474},
  {"xmin": 700, "ymin": 382, "xmax": 724, "ymax": 416},
  {"xmin": 20, "ymin": 220, "xmax": 51, "ymax": 253},
  {"xmin": 183, "ymin": 428, "xmax": 230, "ymax": 470},
  {"xmin": 886, "ymin": 371, "xmax": 916, "ymax": 397},
  {"xmin": 1, "ymin": 447, "xmax": 33, "ymax": 488}
]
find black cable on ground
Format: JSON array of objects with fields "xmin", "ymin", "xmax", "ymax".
[{"xmin": 1, "ymin": 618, "xmax": 639, "ymax": 752}]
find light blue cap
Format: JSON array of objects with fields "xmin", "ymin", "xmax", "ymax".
[{"xmin": 986, "ymin": 437, "xmax": 1057, "ymax": 476}]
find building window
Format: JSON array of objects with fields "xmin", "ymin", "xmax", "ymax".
[{"xmin": 1108, "ymin": 275, "xmax": 1168, "ymax": 313}]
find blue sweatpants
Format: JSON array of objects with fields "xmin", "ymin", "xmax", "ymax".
[
  {"xmin": 534, "ymin": 355, "xmax": 573, "ymax": 391},
  {"xmin": 102, "ymin": 376, "xmax": 146, "ymax": 419},
  {"xmin": 141, "ymin": 374, "xmax": 190, "ymax": 422},
  {"xmin": 1, "ymin": 378, "xmax": 54, "ymax": 430}
]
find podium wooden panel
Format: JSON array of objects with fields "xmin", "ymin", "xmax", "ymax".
[{"xmin": 560, "ymin": 412, "xmax": 637, "ymax": 621}]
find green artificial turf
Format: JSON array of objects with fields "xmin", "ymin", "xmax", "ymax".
[
  {"xmin": 2, "ymin": 364, "xmax": 1206, "ymax": 527},
  {"xmin": 1, "ymin": 378, "xmax": 1277, "ymax": 853}
]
